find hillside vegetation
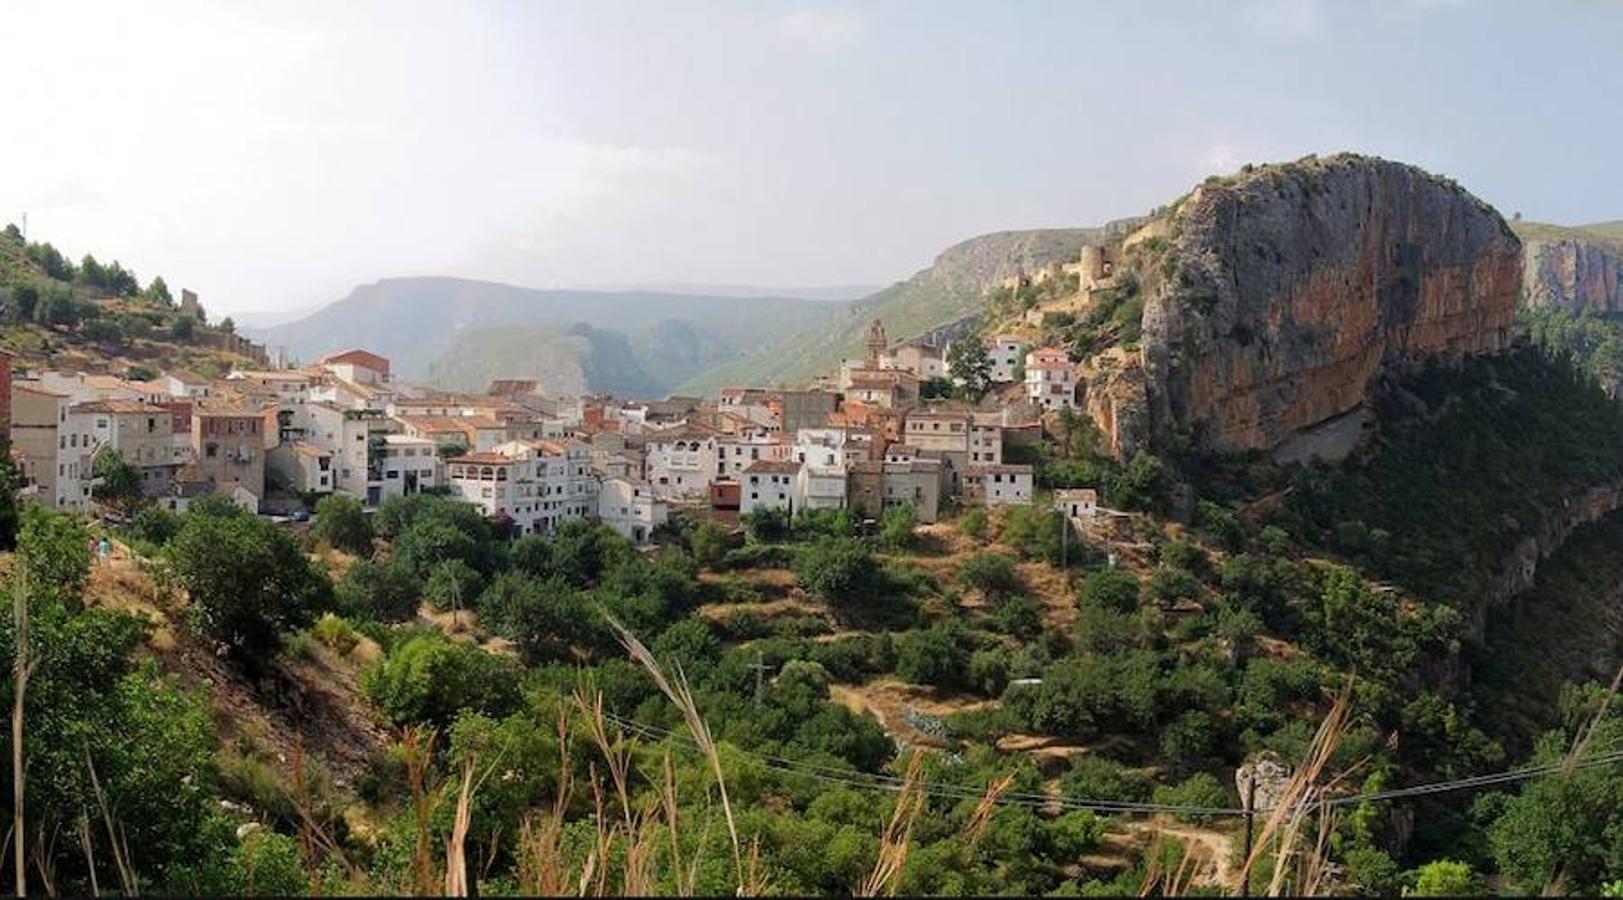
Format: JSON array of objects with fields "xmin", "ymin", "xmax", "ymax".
[
  {"xmin": 678, "ymin": 228, "xmax": 1103, "ymax": 393},
  {"xmin": 0, "ymin": 223, "xmax": 257, "ymax": 375}
]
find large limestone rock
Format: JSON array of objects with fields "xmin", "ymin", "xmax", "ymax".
[
  {"xmin": 1091, "ymin": 154, "xmax": 1523, "ymax": 456},
  {"xmin": 1520, "ymin": 233, "xmax": 1623, "ymax": 314}
]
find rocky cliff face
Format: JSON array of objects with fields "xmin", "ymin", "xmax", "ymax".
[
  {"xmin": 1518, "ymin": 229, "xmax": 1623, "ymax": 314},
  {"xmin": 1091, "ymin": 155, "xmax": 1523, "ymax": 456}
]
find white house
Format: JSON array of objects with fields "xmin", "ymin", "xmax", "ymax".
[
  {"xmin": 1055, "ymin": 488, "xmax": 1099, "ymax": 520},
  {"xmin": 714, "ymin": 431, "xmax": 786, "ymax": 480},
  {"xmin": 644, "ymin": 426, "xmax": 719, "ymax": 501},
  {"xmin": 598, "ymin": 477, "xmax": 667, "ymax": 543},
  {"xmin": 964, "ymin": 463, "xmax": 1034, "ymax": 506},
  {"xmin": 378, "ymin": 434, "xmax": 440, "ymax": 498},
  {"xmin": 986, "ymin": 336, "xmax": 1025, "ymax": 383},
  {"xmin": 1024, "ymin": 347, "xmax": 1078, "ymax": 410},
  {"xmin": 740, "ymin": 460, "xmax": 800, "ymax": 516}
]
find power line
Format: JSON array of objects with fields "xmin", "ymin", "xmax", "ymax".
[{"xmin": 597, "ymin": 707, "xmax": 1623, "ymax": 819}]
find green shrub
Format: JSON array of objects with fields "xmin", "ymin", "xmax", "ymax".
[
  {"xmin": 1077, "ymin": 567, "xmax": 1140, "ymax": 613},
  {"xmin": 362, "ymin": 633, "xmax": 523, "ymax": 728},
  {"xmin": 960, "ymin": 551, "xmax": 1021, "ymax": 596},
  {"xmin": 1151, "ymin": 772, "xmax": 1232, "ymax": 822},
  {"xmin": 896, "ymin": 620, "xmax": 971, "ymax": 690}
]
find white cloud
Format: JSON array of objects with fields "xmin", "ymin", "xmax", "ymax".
[
  {"xmin": 779, "ymin": 6, "xmax": 866, "ymax": 49},
  {"xmin": 1243, "ymin": 0, "xmax": 1327, "ymax": 36}
]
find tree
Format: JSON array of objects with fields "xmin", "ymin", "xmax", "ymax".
[
  {"xmin": 424, "ymin": 559, "xmax": 484, "ymax": 613},
  {"xmin": 335, "ymin": 558, "xmax": 419, "ymax": 623},
  {"xmin": 1106, "ymin": 451, "xmax": 1170, "ymax": 513},
  {"xmin": 92, "ymin": 449, "xmax": 145, "ymax": 515},
  {"xmin": 0, "ymin": 451, "xmax": 20, "ymax": 550},
  {"xmin": 170, "ymin": 313, "xmax": 197, "ymax": 340},
  {"xmin": 742, "ymin": 506, "xmax": 791, "ymax": 543},
  {"xmin": 794, "ymin": 538, "xmax": 882, "ymax": 608},
  {"xmin": 948, "ymin": 339, "xmax": 993, "ymax": 398},
  {"xmin": 167, "ymin": 507, "xmax": 332, "ymax": 661},
  {"xmin": 476, "ymin": 572, "xmax": 599, "ymax": 662},
  {"xmin": 393, "ymin": 519, "xmax": 480, "ymax": 580},
  {"xmin": 896, "ymin": 620, "xmax": 970, "ymax": 690},
  {"xmin": 1408, "ymin": 860, "xmax": 1484, "ymax": 896},
  {"xmin": 690, "ymin": 520, "xmax": 729, "ymax": 570},
  {"xmin": 219, "ymin": 316, "xmax": 236, "ymax": 334},
  {"xmin": 312, "ymin": 493, "xmax": 373, "ymax": 556},
  {"xmin": 880, "ymin": 503, "xmax": 918, "ymax": 549},
  {"xmin": 6, "ymin": 282, "xmax": 39, "ymax": 322},
  {"xmin": 959, "ymin": 507, "xmax": 988, "ymax": 542},
  {"xmin": 362, "ymin": 633, "xmax": 522, "ymax": 729},
  {"xmin": 960, "ymin": 551, "xmax": 1021, "ymax": 597},
  {"xmin": 145, "ymin": 275, "xmax": 174, "ymax": 306},
  {"xmin": 1077, "ymin": 568, "xmax": 1140, "ymax": 613},
  {"xmin": 17, "ymin": 506, "xmax": 90, "ymax": 600}
]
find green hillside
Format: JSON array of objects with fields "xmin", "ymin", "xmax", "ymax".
[
  {"xmin": 1511, "ymin": 219, "xmax": 1623, "ymax": 251},
  {"xmin": 0, "ymin": 223, "xmax": 256, "ymax": 375},
  {"xmin": 679, "ymin": 227, "xmax": 1104, "ymax": 393},
  {"xmin": 426, "ymin": 323, "xmax": 666, "ymax": 397}
]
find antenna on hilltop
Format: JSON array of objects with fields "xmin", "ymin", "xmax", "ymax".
[{"xmin": 19, "ymin": 212, "xmax": 25, "ymax": 241}]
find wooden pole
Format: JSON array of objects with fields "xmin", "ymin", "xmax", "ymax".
[{"xmin": 1241, "ymin": 776, "xmax": 1258, "ymax": 898}]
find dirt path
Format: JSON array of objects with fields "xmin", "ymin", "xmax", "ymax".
[
  {"xmin": 829, "ymin": 678, "xmax": 993, "ymax": 747},
  {"xmin": 1124, "ymin": 817, "xmax": 1240, "ymax": 892}
]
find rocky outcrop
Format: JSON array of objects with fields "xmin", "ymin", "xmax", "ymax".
[
  {"xmin": 1092, "ymin": 154, "xmax": 1523, "ymax": 455},
  {"xmin": 1519, "ymin": 231, "xmax": 1623, "ymax": 314},
  {"xmin": 1476, "ymin": 477, "xmax": 1623, "ymax": 639}
]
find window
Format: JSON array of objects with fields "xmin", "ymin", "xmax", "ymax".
[{"xmin": 206, "ymin": 443, "xmax": 218, "ymax": 459}]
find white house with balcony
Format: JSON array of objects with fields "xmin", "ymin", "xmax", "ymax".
[
  {"xmin": 644, "ymin": 426, "xmax": 718, "ymax": 501},
  {"xmin": 1024, "ymin": 347, "xmax": 1078, "ymax": 410}
]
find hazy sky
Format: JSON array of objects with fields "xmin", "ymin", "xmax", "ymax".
[{"xmin": 3, "ymin": 0, "xmax": 1619, "ymax": 316}]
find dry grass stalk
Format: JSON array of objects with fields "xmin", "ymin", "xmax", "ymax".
[
  {"xmin": 1562, "ymin": 662, "xmax": 1623, "ymax": 776},
  {"xmin": 606, "ymin": 614, "xmax": 745, "ymax": 891},
  {"xmin": 855, "ymin": 750, "xmax": 925, "ymax": 897},
  {"xmin": 401, "ymin": 727, "xmax": 442, "ymax": 896},
  {"xmin": 517, "ymin": 710, "xmax": 576, "ymax": 897},
  {"xmin": 574, "ymin": 689, "xmax": 635, "ymax": 832},
  {"xmin": 1137, "ymin": 832, "xmax": 1202, "ymax": 898},
  {"xmin": 1236, "ymin": 680, "xmax": 1352, "ymax": 898},
  {"xmin": 291, "ymin": 739, "xmax": 322, "ymax": 896},
  {"xmin": 962, "ymin": 772, "xmax": 1016, "ymax": 858},
  {"xmin": 82, "ymin": 748, "xmax": 135, "ymax": 895},
  {"xmin": 1541, "ymin": 662, "xmax": 1623, "ymax": 895},
  {"xmin": 443, "ymin": 757, "xmax": 477, "ymax": 897}
]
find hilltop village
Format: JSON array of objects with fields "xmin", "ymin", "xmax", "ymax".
[{"xmin": 4, "ymin": 301, "xmax": 1096, "ymax": 539}]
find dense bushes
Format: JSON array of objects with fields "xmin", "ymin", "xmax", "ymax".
[{"xmin": 362, "ymin": 633, "xmax": 523, "ymax": 728}]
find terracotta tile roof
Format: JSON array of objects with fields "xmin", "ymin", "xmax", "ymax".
[
  {"xmin": 743, "ymin": 460, "xmax": 802, "ymax": 475},
  {"xmin": 70, "ymin": 399, "xmax": 166, "ymax": 414},
  {"xmin": 447, "ymin": 452, "xmax": 518, "ymax": 465}
]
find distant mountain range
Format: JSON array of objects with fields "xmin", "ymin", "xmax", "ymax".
[
  {"xmin": 248, "ymin": 232, "xmax": 1125, "ymax": 397},
  {"xmin": 247, "ymin": 278, "xmax": 844, "ymax": 397}
]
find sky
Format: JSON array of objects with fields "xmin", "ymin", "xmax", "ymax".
[{"xmin": 2, "ymin": 0, "xmax": 1620, "ymax": 318}]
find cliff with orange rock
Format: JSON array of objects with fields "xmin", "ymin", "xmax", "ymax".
[{"xmin": 1084, "ymin": 154, "xmax": 1523, "ymax": 458}]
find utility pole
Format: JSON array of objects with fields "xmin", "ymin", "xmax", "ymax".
[{"xmin": 1241, "ymin": 776, "xmax": 1258, "ymax": 898}]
